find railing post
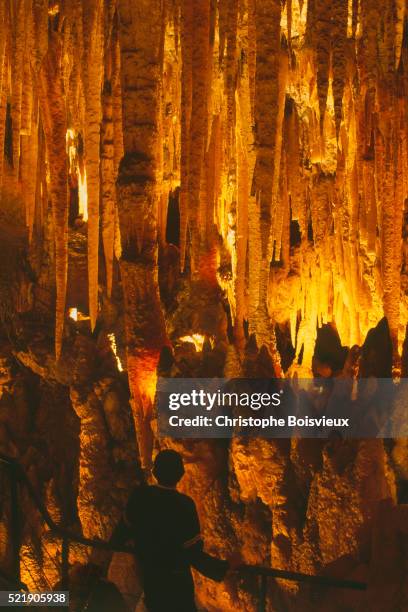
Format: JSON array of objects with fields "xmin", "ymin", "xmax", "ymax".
[
  {"xmin": 9, "ymin": 464, "xmax": 21, "ymax": 583},
  {"xmin": 258, "ymin": 574, "xmax": 267, "ymax": 612},
  {"xmin": 61, "ymin": 537, "xmax": 69, "ymax": 589}
]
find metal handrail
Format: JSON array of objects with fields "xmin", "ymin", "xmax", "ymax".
[
  {"xmin": 0, "ymin": 451, "xmax": 367, "ymax": 609},
  {"xmin": 244, "ymin": 564, "xmax": 367, "ymax": 590},
  {"xmin": 0, "ymin": 453, "xmax": 135, "ymax": 554},
  {"xmin": 0, "ymin": 567, "xmax": 28, "ymax": 591}
]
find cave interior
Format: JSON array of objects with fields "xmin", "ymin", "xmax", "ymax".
[{"xmin": 0, "ymin": 0, "xmax": 408, "ymax": 610}]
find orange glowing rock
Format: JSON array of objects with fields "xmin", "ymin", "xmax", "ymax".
[{"xmin": 179, "ymin": 333, "xmax": 207, "ymax": 352}]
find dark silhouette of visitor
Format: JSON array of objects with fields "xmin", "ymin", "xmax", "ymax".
[{"xmin": 112, "ymin": 449, "xmax": 241, "ymax": 612}]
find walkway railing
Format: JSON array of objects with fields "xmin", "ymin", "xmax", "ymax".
[{"xmin": 0, "ymin": 452, "xmax": 367, "ymax": 611}]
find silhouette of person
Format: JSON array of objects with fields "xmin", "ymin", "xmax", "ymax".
[{"xmin": 112, "ymin": 449, "xmax": 240, "ymax": 612}]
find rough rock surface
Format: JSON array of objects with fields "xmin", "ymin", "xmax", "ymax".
[{"xmin": 0, "ymin": 1, "xmax": 407, "ymax": 610}]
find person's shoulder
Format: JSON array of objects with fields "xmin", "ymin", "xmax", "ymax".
[
  {"xmin": 131, "ymin": 485, "xmax": 196, "ymax": 511},
  {"xmin": 130, "ymin": 483, "xmax": 149, "ymax": 493},
  {"xmin": 127, "ymin": 483, "xmax": 151, "ymax": 502},
  {"xmin": 174, "ymin": 490, "xmax": 197, "ymax": 511}
]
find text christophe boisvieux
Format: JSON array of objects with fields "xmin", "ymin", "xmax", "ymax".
[{"xmin": 165, "ymin": 390, "xmax": 350, "ymax": 429}]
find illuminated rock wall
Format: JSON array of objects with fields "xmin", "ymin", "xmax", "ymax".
[
  {"xmin": 0, "ymin": 0, "xmax": 407, "ymax": 372},
  {"xmin": 0, "ymin": 0, "xmax": 408, "ymax": 610}
]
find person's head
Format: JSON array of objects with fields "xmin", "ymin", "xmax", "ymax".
[{"xmin": 152, "ymin": 449, "xmax": 185, "ymax": 487}]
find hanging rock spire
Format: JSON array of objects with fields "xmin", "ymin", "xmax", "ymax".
[{"xmin": 38, "ymin": 34, "xmax": 69, "ymax": 360}]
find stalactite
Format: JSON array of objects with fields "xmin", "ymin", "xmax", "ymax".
[
  {"xmin": 0, "ymin": 88, "xmax": 7, "ymax": 199},
  {"xmin": 34, "ymin": 121, "xmax": 46, "ymax": 237},
  {"xmin": 101, "ymin": 3, "xmax": 118, "ymax": 299},
  {"xmin": 252, "ymin": 0, "xmax": 281, "ymax": 340},
  {"xmin": 111, "ymin": 25, "xmax": 124, "ymax": 177},
  {"xmin": 252, "ymin": 0, "xmax": 281, "ymax": 259},
  {"xmin": 363, "ymin": 158, "xmax": 377, "ymax": 253},
  {"xmin": 0, "ymin": 0, "xmax": 7, "ymax": 90},
  {"xmin": 394, "ymin": 0, "xmax": 405, "ymax": 69},
  {"xmin": 315, "ymin": 0, "xmax": 331, "ymax": 131},
  {"xmin": 235, "ymin": 123, "xmax": 249, "ymax": 347},
  {"xmin": 331, "ymin": 0, "xmax": 348, "ymax": 137},
  {"xmin": 234, "ymin": 8, "xmax": 256, "ymax": 346},
  {"xmin": 270, "ymin": 47, "xmax": 289, "ymax": 261},
  {"xmin": 178, "ymin": 0, "xmax": 193, "ymax": 270},
  {"xmin": 38, "ymin": 36, "xmax": 69, "ymax": 359},
  {"xmin": 247, "ymin": 190, "xmax": 262, "ymax": 334},
  {"xmin": 82, "ymin": 0, "xmax": 105, "ymax": 330},
  {"xmin": 101, "ymin": 79, "xmax": 116, "ymax": 299},
  {"xmin": 377, "ymin": 0, "xmax": 395, "ymax": 89},
  {"xmin": 287, "ymin": 0, "xmax": 293, "ymax": 56},
  {"xmin": 187, "ymin": 0, "xmax": 211, "ymax": 275},
  {"xmin": 10, "ymin": 0, "xmax": 26, "ymax": 182},
  {"xmin": 218, "ymin": 0, "xmax": 228, "ymax": 65},
  {"xmin": 32, "ymin": 0, "xmax": 48, "ymax": 72},
  {"xmin": 0, "ymin": 11, "xmax": 8, "ymax": 201},
  {"xmin": 380, "ymin": 121, "xmax": 400, "ymax": 357},
  {"xmin": 351, "ymin": 0, "xmax": 359, "ymax": 39},
  {"xmin": 225, "ymin": 0, "xmax": 238, "ymax": 147},
  {"xmin": 157, "ymin": 18, "xmax": 179, "ymax": 254},
  {"xmin": 344, "ymin": 84, "xmax": 359, "ymax": 246},
  {"xmin": 117, "ymin": 0, "xmax": 168, "ymax": 469},
  {"xmin": 202, "ymin": 114, "xmax": 221, "ymax": 286},
  {"xmin": 279, "ymin": 145, "xmax": 290, "ymax": 268},
  {"xmin": 111, "ymin": 20, "xmax": 123, "ymax": 262},
  {"xmin": 305, "ymin": 0, "xmax": 316, "ymax": 45},
  {"xmin": 247, "ymin": 0, "xmax": 257, "ymax": 119},
  {"xmin": 21, "ymin": 104, "xmax": 39, "ymax": 242},
  {"xmin": 360, "ymin": 0, "xmax": 380, "ymax": 124},
  {"xmin": 394, "ymin": 100, "xmax": 406, "ymax": 355},
  {"xmin": 21, "ymin": 5, "xmax": 34, "ymax": 138},
  {"xmin": 114, "ymin": 205, "xmax": 122, "ymax": 261},
  {"xmin": 285, "ymin": 99, "xmax": 306, "ymax": 235}
]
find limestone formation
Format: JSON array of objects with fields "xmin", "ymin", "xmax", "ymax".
[{"xmin": 0, "ymin": 0, "xmax": 407, "ymax": 610}]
